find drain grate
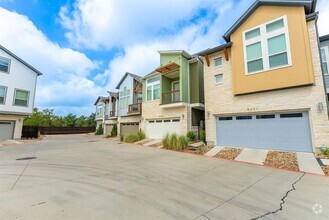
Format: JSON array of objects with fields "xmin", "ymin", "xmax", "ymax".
[{"xmin": 16, "ymin": 157, "xmax": 37, "ymax": 161}]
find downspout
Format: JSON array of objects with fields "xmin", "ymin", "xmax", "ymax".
[{"xmin": 314, "ymin": 13, "xmax": 329, "ymax": 118}]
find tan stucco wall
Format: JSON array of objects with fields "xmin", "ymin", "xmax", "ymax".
[
  {"xmin": 231, "ymin": 6, "xmax": 315, "ymax": 95},
  {"xmin": 0, "ymin": 114, "xmax": 24, "ymax": 139},
  {"xmin": 204, "ymin": 20, "xmax": 329, "ymax": 152},
  {"xmin": 141, "ymin": 100, "xmax": 190, "ymax": 136}
]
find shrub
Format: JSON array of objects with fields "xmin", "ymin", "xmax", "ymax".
[
  {"xmin": 162, "ymin": 133, "xmax": 189, "ymax": 151},
  {"xmin": 162, "ymin": 134, "xmax": 170, "ymax": 149},
  {"xmin": 120, "ymin": 135, "xmax": 124, "ymax": 142},
  {"xmin": 321, "ymin": 148, "xmax": 329, "ymax": 155},
  {"xmin": 124, "ymin": 134, "xmax": 139, "ymax": 143},
  {"xmin": 186, "ymin": 131, "xmax": 196, "ymax": 141},
  {"xmin": 110, "ymin": 124, "xmax": 117, "ymax": 137},
  {"xmin": 137, "ymin": 130, "xmax": 146, "ymax": 140},
  {"xmin": 177, "ymin": 135, "xmax": 189, "ymax": 151},
  {"xmin": 200, "ymin": 130, "xmax": 206, "ymax": 143},
  {"xmin": 95, "ymin": 124, "xmax": 104, "ymax": 135}
]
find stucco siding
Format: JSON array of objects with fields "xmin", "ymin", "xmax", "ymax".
[
  {"xmin": 204, "ymin": 20, "xmax": 329, "ymax": 152},
  {"xmin": 231, "ymin": 6, "xmax": 315, "ymax": 95}
]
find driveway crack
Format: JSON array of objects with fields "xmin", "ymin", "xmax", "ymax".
[{"xmin": 250, "ymin": 173, "xmax": 305, "ymax": 220}]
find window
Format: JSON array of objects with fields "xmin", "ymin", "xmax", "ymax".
[
  {"xmin": 236, "ymin": 116, "xmax": 252, "ymax": 120},
  {"xmin": 14, "ymin": 89, "xmax": 29, "ymax": 106},
  {"xmin": 119, "ymin": 86, "xmax": 130, "ymax": 109},
  {"xmin": 96, "ymin": 105, "xmax": 103, "ymax": 116},
  {"xmin": 215, "ymin": 74, "xmax": 223, "ymax": 84},
  {"xmin": 280, "ymin": 113, "xmax": 303, "ymax": 118},
  {"xmin": 214, "ymin": 57, "xmax": 222, "ymax": 67},
  {"xmin": 256, "ymin": 114, "xmax": 275, "ymax": 119},
  {"xmin": 243, "ymin": 16, "xmax": 291, "ymax": 74},
  {"xmin": 321, "ymin": 47, "xmax": 329, "ymax": 75},
  {"xmin": 0, "ymin": 57, "xmax": 10, "ymax": 73},
  {"xmin": 218, "ymin": 117, "xmax": 233, "ymax": 121},
  {"xmin": 0, "ymin": 86, "xmax": 7, "ymax": 104},
  {"xmin": 146, "ymin": 76, "xmax": 160, "ymax": 101}
]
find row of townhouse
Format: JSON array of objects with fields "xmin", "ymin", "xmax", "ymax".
[{"xmin": 95, "ymin": 0, "xmax": 329, "ymax": 153}]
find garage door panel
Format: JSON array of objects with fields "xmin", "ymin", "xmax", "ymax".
[
  {"xmin": 216, "ymin": 112, "xmax": 312, "ymax": 152},
  {"xmin": 120, "ymin": 123, "xmax": 139, "ymax": 136},
  {"xmin": 0, "ymin": 121, "xmax": 15, "ymax": 140},
  {"xmin": 146, "ymin": 119, "xmax": 181, "ymax": 139}
]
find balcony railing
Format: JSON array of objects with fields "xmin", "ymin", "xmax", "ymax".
[
  {"xmin": 162, "ymin": 90, "xmax": 180, "ymax": 104},
  {"xmin": 128, "ymin": 103, "xmax": 142, "ymax": 114},
  {"xmin": 110, "ymin": 111, "xmax": 116, "ymax": 117}
]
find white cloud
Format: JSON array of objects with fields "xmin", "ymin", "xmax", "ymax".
[
  {"xmin": 317, "ymin": 0, "xmax": 329, "ymax": 36},
  {"xmin": 0, "ymin": 7, "xmax": 105, "ymax": 116}
]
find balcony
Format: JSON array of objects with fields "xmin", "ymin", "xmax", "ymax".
[
  {"xmin": 128, "ymin": 103, "xmax": 142, "ymax": 114},
  {"xmin": 110, "ymin": 110, "xmax": 116, "ymax": 118},
  {"xmin": 162, "ymin": 90, "xmax": 180, "ymax": 104}
]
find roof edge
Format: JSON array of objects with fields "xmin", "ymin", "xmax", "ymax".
[
  {"xmin": 158, "ymin": 50, "xmax": 192, "ymax": 59},
  {"xmin": 197, "ymin": 42, "xmax": 233, "ymax": 56},
  {"xmin": 0, "ymin": 45, "xmax": 43, "ymax": 76}
]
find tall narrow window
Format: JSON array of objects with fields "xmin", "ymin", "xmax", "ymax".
[
  {"xmin": 321, "ymin": 47, "xmax": 329, "ymax": 75},
  {"xmin": 119, "ymin": 87, "xmax": 130, "ymax": 109},
  {"xmin": 14, "ymin": 89, "xmax": 29, "ymax": 106},
  {"xmin": 214, "ymin": 57, "xmax": 222, "ymax": 67},
  {"xmin": 0, "ymin": 57, "xmax": 10, "ymax": 73},
  {"xmin": 0, "ymin": 86, "xmax": 6, "ymax": 104},
  {"xmin": 146, "ymin": 76, "xmax": 160, "ymax": 101},
  {"xmin": 243, "ymin": 16, "xmax": 291, "ymax": 74}
]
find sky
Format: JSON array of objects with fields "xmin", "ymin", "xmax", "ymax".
[{"xmin": 0, "ymin": 0, "xmax": 328, "ymax": 116}]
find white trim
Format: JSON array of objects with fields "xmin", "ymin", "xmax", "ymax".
[
  {"xmin": 160, "ymin": 102, "xmax": 187, "ymax": 109},
  {"xmin": 146, "ymin": 76, "xmax": 160, "ymax": 101},
  {"xmin": 320, "ymin": 46, "xmax": 329, "ymax": 75},
  {"xmin": 242, "ymin": 15, "xmax": 292, "ymax": 75},
  {"xmin": 190, "ymin": 103, "xmax": 205, "ymax": 108},
  {"xmin": 215, "ymin": 74, "xmax": 223, "ymax": 85},
  {"xmin": 214, "ymin": 57, "xmax": 223, "ymax": 68}
]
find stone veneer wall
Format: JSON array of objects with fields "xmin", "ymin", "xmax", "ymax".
[
  {"xmin": 203, "ymin": 20, "xmax": 329, "ymax": 152},
  {"xmin": 140, "ymin": 100, "xmax": 190, "ymax": 136}
]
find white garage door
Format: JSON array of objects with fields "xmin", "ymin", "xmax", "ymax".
[
  {"xmin": 0, "ymin": 121, "xmax": 15, "ymax": 140},
  {"xmin": 216, "ymin": 112, "xmax": 313, "ymax": 152},
  {"xmin": 146, "ymin": 119, "xmax": 181, "ymax": 139}
]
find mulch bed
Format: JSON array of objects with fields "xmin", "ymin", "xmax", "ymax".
[
  {"xmin": 321, "ymin": 166, "xmax": 329, "ymax": 176},
  {"xmin": 185, "ymin": 146, "xmax": 213, "ymax": 155},
  {"xmin": 263, "ymin": 151, "xmax": 299, "ymax": 172},
  {"xmin": 215, "ymin": 147, "xmax": 242, "ymax": 160},
  {"xmin": 315, "ymin": 154, "xmax": 329, "ymax": 159}
]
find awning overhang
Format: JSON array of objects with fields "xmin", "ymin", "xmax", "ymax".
[{"xmin": 155, "ymin": 62, "xmax": 180, "ymax": 73}]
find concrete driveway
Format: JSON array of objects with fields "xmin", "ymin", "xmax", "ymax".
[{"xmin": 0, "ymin": 134, "xmax": 328, "ymax": 220}]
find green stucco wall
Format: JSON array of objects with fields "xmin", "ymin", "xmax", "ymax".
[{"xmin": 180, "ymin": 56, "xmax": 188, "ymax": 103}]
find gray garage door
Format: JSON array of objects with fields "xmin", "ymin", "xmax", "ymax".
[
  {"xmin": 120, "ymin": 123, "xmax": 139, "ymax": 136},
  {"xmin": 0, "ymin": 121, "xmax": 15, "ymax": 140},
  {"xmin": 216, "ymin": 112, "xmax": 312, "ymax": 152}
]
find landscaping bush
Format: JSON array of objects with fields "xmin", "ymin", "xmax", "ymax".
[
  {"xmin": 137, "ymin": 130, "xmax": 146, "ymax": 140},
  {"xmin": 123, "ymin": 131, "xmax": 145, "ymax": 143},
  {"xmin": 95, "ymin": 124, "xmax": 104, "ymax": 135},
  {"xmin": 162, "ymin": 134, "xmax": 170, "ymax": 149},
  {"xmin": 200, "ymin": 130, "xmax": 206, "ymax": 143},
  {"xmin": 162, "ymin": 133, "xmax": 189, "ymax": 151},
  {"xmin": 120, "ymin": 135, "xmax": 124, "ymax": 142},
  {"xmin": 321, "ymin": 147, "xmax": 329, "ymax": 155},
  {"xmin": 186, "ymin": 131, "xmax": 196, "ymax": 141},
  {"xmin": 110, "ymin": 124, "xmax": 117, "ymax": 137},
  {"xmin": 124, "ymin": 134, "xmax": 140, "ymax": 143}
]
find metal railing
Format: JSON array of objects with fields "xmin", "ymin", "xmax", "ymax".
[
  {"xmin": 162, "ymin": 90, "xmax": 180, "ymax": 104},
  {"xmin": 128, "ymin": 103, "xmax": 142, "ymax": 113}
]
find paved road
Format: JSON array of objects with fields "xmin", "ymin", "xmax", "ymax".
[{"xmin": 0, "ymin": 134, "xmax": 328, "ymax": 220}]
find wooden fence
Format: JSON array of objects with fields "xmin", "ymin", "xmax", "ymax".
[{"xmin": 22, "ymin": 126, "xmax": 96, "ymax": 138}]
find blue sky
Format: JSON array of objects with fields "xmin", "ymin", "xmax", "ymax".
[{"xmin": 0, "ymin": 0, "xmax": 328, "ymax": 116}]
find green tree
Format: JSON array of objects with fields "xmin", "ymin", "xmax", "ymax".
[{"xmin": 62, "ymin": 113, "xmax": 77, "ymax": 127}]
